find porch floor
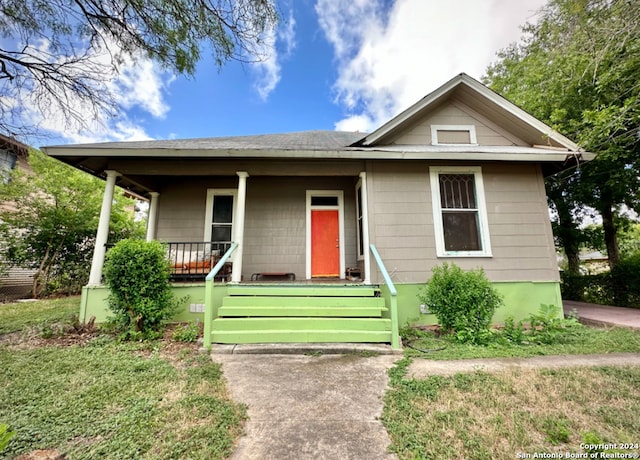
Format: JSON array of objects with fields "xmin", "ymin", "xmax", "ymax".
[{"xmin": 172, "ymin": 278, "xmax": 367, "ymax": 286}]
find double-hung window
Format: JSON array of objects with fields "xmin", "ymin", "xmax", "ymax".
[
  {"xmin": 430, "ymin": 167, "xmax": 492, "ymax": 257},
  {"xmin": 204, "ymin": 189, "xmax": 237, "ymax": 254}
]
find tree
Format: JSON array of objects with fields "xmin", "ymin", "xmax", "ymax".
[
  {"xmin": 0, "ymin": 149, "xmax": 144, "ymax": 296},
  {"xmin": 0, "ymin": 0, "xmax": 278, "ymax": 138},
  {"xmin": 484, "ymin": 0, "xmax": 640, "ymax": 271}
]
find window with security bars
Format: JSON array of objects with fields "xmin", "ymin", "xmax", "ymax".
[
  {"xmin": 439, "ymin": 174, "xmax": 481, "ymax": 251},
  {"xmin": 430, "ymin": 167, "xmax": 492, "ymax": 257}
]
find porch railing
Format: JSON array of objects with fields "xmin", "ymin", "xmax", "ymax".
[
  {"xmin": 204, "ymin": 242, "xmax": 238, "ymax": 350},
  {"xmin": 167, "ymin": 241, "xmax": 232, "ymax": 281},
  {"xmin": 370, "ymin": 244, "xmax": 401, "ymax": 350}
]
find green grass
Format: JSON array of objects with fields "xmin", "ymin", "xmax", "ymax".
[
  {"xmin": 383, "ymin": 361, "xmax": 640, "ymax": 460},
  {"xmin": 0, "ymin": 342, "xmax": 246, "ymax": 459},
  {"xmin": 0, "ymin": 297, "xmax": 80, "ymax": 334},
  {"xmin": 402, "ymin": 325, "xmax": 640, "ymax": 360},
  {"xmin": 0, "ymin": 297, "xmax": 246, "ymax": 459},
  {"xmin": 385, "ymin": 322, "xmax": 640, "ymax": 460}
]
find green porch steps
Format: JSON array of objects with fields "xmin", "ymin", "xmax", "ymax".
[{"xmin": 210, "ymin": 285, "xmax": 392, "ymax": 344}]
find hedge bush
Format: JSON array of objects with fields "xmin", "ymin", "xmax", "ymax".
[
  {"xmin": 418, "ymin": 263, "xmax": 503, "ymax": 344},
  {"xmin": 103, "ymin": 239, "xmax": 180, "ymax": 339},
  {"xmin": 561, "ymin": 253, "xmax": 640, "ymax": 308}
]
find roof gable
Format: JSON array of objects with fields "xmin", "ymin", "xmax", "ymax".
[{"xmin": 355, "ymin": 73, "xmax": 581, "ymax": 152}]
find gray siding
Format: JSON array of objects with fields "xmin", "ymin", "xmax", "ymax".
[
  {"xmin": 366, "ymin": 160, "xmax": 558, "ymax": 283},
  {"xmin": 389, "ymin": 103, "xmax": 528, "ymax": 147},
  {"xmin": 156, "ymin": 175, "xmax": 358, "ymax": 280}
]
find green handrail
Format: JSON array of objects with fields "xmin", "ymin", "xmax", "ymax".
[
  {"xmin": 370, "ymin": 244, "xmax": 400, "ymax": 349},
  {"xmin": 203, "ymin": 242, "xmax": 238, "ymax": 349}
]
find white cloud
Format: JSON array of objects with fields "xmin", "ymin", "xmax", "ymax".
[
  {"xmin": 316, "ymin": 0, "xmax": 547, "ymax": 132},
  {"xmin": 252, "ymin": 8, "xmax": 296, "ymax": 101},
  {"xmin": 11, "ymin": 37, "xmax": 172, "ymax": 144},
  {"xmin": 113, "ymin": 56, "xmax": 173, "ymax": 119}
]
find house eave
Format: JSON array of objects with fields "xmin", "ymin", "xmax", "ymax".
[
  {"xmin": 357, "ymin": 73, "xmax": 582, "ymax": 152},
  {"xmin": 43, "ymin": 145, "xmax": 593, "ymax": 163}
]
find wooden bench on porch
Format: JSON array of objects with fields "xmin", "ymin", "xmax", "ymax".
[{"xmin": 251, "ymin": 272, "xmax": 296, "ymax": 281}]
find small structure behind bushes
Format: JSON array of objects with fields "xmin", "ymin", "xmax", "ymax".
[{"xmin": 561, "ymin": 253, "xmax": 640, "ymax": 308}]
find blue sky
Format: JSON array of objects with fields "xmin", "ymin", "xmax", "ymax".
[{"xmin": 36, "ymin": 0, "xmax": 547, "ymax": 146}]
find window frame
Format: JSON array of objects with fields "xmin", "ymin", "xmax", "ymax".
[
  {"xmin": 429, "ymin": 166, "xmax": 492, "ymax": 257},
  {"xmin": 431, "ymin": 124, "xmax": 477, "ymax": 146},
  {"xmin": 204, "ymin": 189, "xmax": 238, "ymax": 244},
  {"xmin": 355, "ymin": 179, "xmax": 365, "ymax": 261}
]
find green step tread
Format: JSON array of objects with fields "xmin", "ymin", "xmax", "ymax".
[
  {"xmin": 218, "ymin": 305, "xmax": 387, "ymax": 317},
  {"xmin": 211, "ymin": 317, "xmax": 391, "ymax": 331}
]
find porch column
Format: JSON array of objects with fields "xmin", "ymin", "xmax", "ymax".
[
  {"xmin": 145, "ymin": 192, "xmax": 159, "ymax": 242},
  {"xmin": 360, "ymin": 171, "xmax": 372, "ymax": 284},
  {"xmin": 88, "ymin": 170, "xmax": 121, "ymax": 285},
  {"xmin": 231, "ymin": 171, "xmax": 249, "ymax": 283}
]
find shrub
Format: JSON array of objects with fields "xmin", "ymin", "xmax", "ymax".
[
  {"xmin": 103, "ymin": 239, "xmax": 180, "ymax": 340},
  {"xmin": 502, "ymin": 316, "xmax": 525, "ymax": 345},
  {"xmin": 610, "ymin": 253, "xmax": 640, "ymax": 307},
  {"xmin": 418, "ymin": 263, "xmax": 503, "ymax": 344},
  {"xmin": 0, "ymin": 423, "xmax": 15, "ymax": 452},
  {"xmin": 172, "ymin": 322, "xmax": 201, "ymax": 343},
  {"xmin": 528, "ymin": 303, "xmax": 583, "ymax": 344}
]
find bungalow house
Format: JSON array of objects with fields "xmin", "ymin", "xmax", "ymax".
[
  {"xmin": 0, "ymin": 134, "xmax": 36, "ymax": 301},
  {"xmin": 43, "ymin": 73, "xmax": 593, "ymax": 349}
]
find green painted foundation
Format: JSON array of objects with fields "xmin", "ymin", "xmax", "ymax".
[
  {"xmin": 79, "ymin": 283, "xmax": 226, "ymax": 323},
  {"xmin": 385, "ymin": 280, "xmax": 563, "ymax": 327},
  {"xmin": 80, "ymin": 280, "xmax": 562, "ymax": 338}
]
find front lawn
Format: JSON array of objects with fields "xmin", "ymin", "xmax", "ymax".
[
  {"xmin": 0, "ymin": 297, "xmax": 80, "ymax": 335},
  {"xmin": 402, "ymin": 324, "xmax": 640, "ymax": 360},
  {"xmin": 0, "ymin": 297, "xmax": 245, "ymax": 459},
  {"xmin": 383, "ymin": 363, "xmax": 640, "ymax": 459},
  {"xmin": 384, "ymin": 322, "xmax": 640, "ymax": 459}
]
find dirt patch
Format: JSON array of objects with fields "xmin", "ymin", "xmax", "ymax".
[
  {"xmin": 15, "ymin": 449, "xmax": 66, "ymax": 460},
  {"xmin": 0, "ymin": 322, "xmax": 201, "ymax": 365}
]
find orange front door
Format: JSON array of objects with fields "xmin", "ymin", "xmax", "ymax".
[{"xmin": 311, "ymin": 210, "xmax": 340, "ymax": 277}]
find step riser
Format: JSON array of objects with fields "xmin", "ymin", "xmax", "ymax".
[
  {"xmin": 222, "ymin": 296, "xmax": 385, "ymax": 308},
  {"xmin": 211, "ymin": 330, "xmax": 392, "ymax": 344},
  {"xmin": 212, "ymin": 318, "xmax": 392, "ymax": 332}
]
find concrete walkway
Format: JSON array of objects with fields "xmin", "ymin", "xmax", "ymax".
[
  {"xmin": 213, "ymin": 352, "xmax": 400, "ymax": 460},
  {"xmin": 563, "ymin": 300, "xmax": 640, "ymax": 330},
  {"xmin": 407, "ymin": 352, "xmax": 640, "ymax": 378},
  {"xmin": 211, "ymin": 302, "xmax": 640, "ymax": 459}
]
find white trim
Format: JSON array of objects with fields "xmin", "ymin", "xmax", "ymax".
[
  {"xmin": 204, "ymin": 188, "xmax": 238, "ymax": 244},
  {"xmin": 360, "ymin": 73, "xmax": 581, "ymax": 151},
  {"xmin": 358, "ymin": 172, "xmax": 371, "ymax": 285},
  {"xmin": 232, "ymin": 171, "xmax": 249, "ymax": 283},
  {"xmin": 431, "ymin": 124, "xmax": 477, "ymax": 146},
  {"xmin": 305, "ymin": 190, "xmax": 345, "ymax": 279},
  {"xmin": 355, "ymin": 179, "xmax": 364, "ymax": 261},
  {"xmin": 429, "ymin": 166, "xmax": 492, "ymax": 258},
  {"xmin": 145, "ymin": 192, "xmax": 159, "ymax": 242},
  {"xmin": 89, "ymin": 170, "xmax": 121, "ymax": 285}
]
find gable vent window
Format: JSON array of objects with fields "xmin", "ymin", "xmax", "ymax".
[
  {"xmin": 430, "ymin": 166, "xmax": 492, "ymax": 257},
  {"xmin": 431, "ymin": 125, "xmax": 477, "ymax": 145}
]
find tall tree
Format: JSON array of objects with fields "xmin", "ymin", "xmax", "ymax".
[
  {"xmin": 484, "ymin": 0, "xmax": 640, "ymax": 271},
  {"xmin": 0, "ymin": 0, "xmax": 278, "ymax": 137},
  {"xmin": 0, "ymin": 149, "xmax": 144, "ymax": 296}
]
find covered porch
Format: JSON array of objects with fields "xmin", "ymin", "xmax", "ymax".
[
  {"xmin": 87, "ymin": 163, "xmax": 374, "ymax": 287},
  {"xmin": 76, "ymin": 160, "xmax": 399, "ymax": 349}
]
